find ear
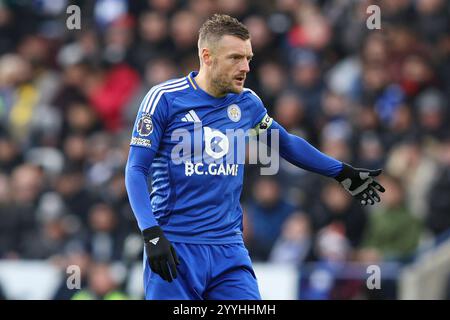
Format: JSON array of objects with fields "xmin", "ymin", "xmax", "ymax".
[{"xmin": 201, "ymin": 47, "xmax": 213, "ymax": 66}]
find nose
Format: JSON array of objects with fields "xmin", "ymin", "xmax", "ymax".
[{"xmin": 240, "ymin": 59, "xmax": 250, "ymax": 73}]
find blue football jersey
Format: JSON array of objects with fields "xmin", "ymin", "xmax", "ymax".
[{"xmin": 130, "ymin": 71, "xmax": 271, "ymax": 244}]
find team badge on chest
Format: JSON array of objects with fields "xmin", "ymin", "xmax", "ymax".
[{"xmin": 227, "ymin": 104, "xmax": 241, "ymax": 122}]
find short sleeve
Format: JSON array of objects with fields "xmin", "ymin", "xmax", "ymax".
[
  {"xmin": 246, "ymin": 89, "xmax": 273, "ymax": 136},
  {"xmin": 130, "ymin": 88, "xmax": 169, "ymax": 152}
]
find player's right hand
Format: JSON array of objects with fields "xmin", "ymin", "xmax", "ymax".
[{"xmin": 142, "ymin": 226, "xmax": 180, "ymax": 282}]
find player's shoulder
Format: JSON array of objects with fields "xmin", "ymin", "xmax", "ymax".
[
  {"xmin": 240, "ymin": 87, "xmax": 264, "ymax": 105},
  {"xmin": 149, "ymin": 76, "xmax": 192, "ymax": 99},
  {"xmin": 140, "ymin": 76, "xmax": 192, "ymax": 114}
]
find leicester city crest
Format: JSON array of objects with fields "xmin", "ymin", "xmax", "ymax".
[
  {"xmin": 137, "ymin": 113, "xmax": 153, "ymax": 136},
  {"xmin": 227, "ymin": 104, "xmax": 241, "ymax": 122}
]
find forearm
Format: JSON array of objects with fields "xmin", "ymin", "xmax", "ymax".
[
  {"xmin": 126, "ymin": 146, "xmax": 179, "ymax": 282},
  {"xmin": 268, "ymin": 120, "xmax": 343, "ymax": 177},
  {"xmin": 125, "ymin": 146, "xmax": 158, "ymax": 231}
]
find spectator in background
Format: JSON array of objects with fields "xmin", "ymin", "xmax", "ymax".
[
  {"xmin": 62, "ymin": 134, "xmax": 89, "ymax": 169},
  {"xmin": 131, "ymin": 11, "xmax": 173, "ymax": 72},
  {"xmin": 53, "ymin": 247, "xmax": 91, "ymax": 300},
  {"xmin": 51, "ymin": 62, "xmax": 90, "ymax": 114},
  {"xmin": 86, "ymin": 61, "xmax": 140, "ymax": 132},
  {"xmin": 355, "ymin": 63, "xmax": 394, "ymax": 111},
  {"xmin": 146, "ymin": 0, "xmax": 178, "ymax": 17},
  {"xmin": 103, "ymin": 170, "xmax": 137, "ymax": 236},
  {"xmin": 216, "ymin": 0, "xmax": 251, "ymax": 21},
  {"xmin": 415, "ymin": 0, "xmax": 449, "ymax": 45},
  {"xmin": 170, "ymin": 10, "xmax": 201, "ymax": 60},
  {"xmin": 319, "ymin": 122, "xmax": 352, "ymax": 165},
  {"xmin": 273, "ymin": 91, "xmax": 309, "ymax": 137},
  {"xmin": 271, "ymin": 92, "xmax": 319, "ymax": 208},
  {"xmin": 255, "ymin": 62, "xmax": 287, "ymax": 111},
  {"xmin": 352, "ymin": 103, "xmax": 381, "ymax": 139},
  {"xmin": 399, "ymin": 54, "xmax": 437, "ymax": 100},
  {"xmin": 66, "ymin": 102, "xmax": 102, "ymax": 136},
  {"xmin": 124, "ymin": 57, "xmax": 178, "ymax": 125},
  {"xmin": 85, "ymin": 133, "xmax": 118, "ymax": 189},
  {"xmin": 0, "ymin": 4, "xmax": 14, "ymax": 55},
  {"xmin": 187, "ymin": 0, "xmax": 216, "ymax": 20},
  {"xmin": 0, "ymin": 163, "xmax": 43, "ymax": 258},
  {"xmin": 299, "ymin": 223, "xmax": 363, "ymax": 300},
  {"xmin": 57, "ymin": 30, "xmax": 101, "ymax": 68},
  {"xmin": 359, "ymin": 175, "xmax": 422, "ymax": 262},
  {"xmin": 0, "ymin": 173, "xmax": 9, "ymax": 203},
  {"xmin": 382, "ymin": 103, "xmax": 416, "ymax": 149},
  {"xmin": 245, "ymin": 14, "xmax": 273, "ymax": 52},
  {"xmin": 22, "ymin": 215, "xmax": 72, "ymax": 260},
  {"xmin": 319, "ymin": 90, "xmax": 350, "ymax": 130},
  {"xmin": 309, "ymin": 180, "xmax": 367, "ymax": 248},
  {"xmin": 245, "ymin": 177, "xmax": 296, "ymax": 261},
  {"xmin": 82, "ymin": 202, "xmax": 127, "ymax": 263},
  {"xmin": 385, "ymin": 139, "xmax": 437, "ymax": 219},
  {"xmin": 360, "ymin": 32, "xmax": 389, "ymax": 67},
  {"xmin": 81, "ymin": 15, "xmax": 141, "ymax": 133},
  {"xmin": 71, "ymin": 262, "xmax": 128, "ymax": 300},
  {"xmin": 354, "ymin": 132, "xmax": 385, "ymax": 170},
  {"xmin": 290, "ymin": 49, "xmax": 325, "ymax": 122},
  {"xmin": 0, "ymin": 54, "xmax": 36, "ymax": 144},
  {"xmin": 53, "ymin": 166, "xmax": 98, "ymax": 226},
  {"xmin": 269, "ymin": 212, "xmax": 313, "ymax": 266},
  {"xmin": 415, "ymin": 88, "xmax": 448, "ymax": 142},
  {"xmin": 425, "ymin": 134, "xmax": 450, "ymax": 238},
  {"xmin": 0, "ymin": 134, "xmax": 23, "ymax": 172}
]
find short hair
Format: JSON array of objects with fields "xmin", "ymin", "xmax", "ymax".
[{"xmin": 198, "ymin": 14, "xmax": 250, "ymax": 49}]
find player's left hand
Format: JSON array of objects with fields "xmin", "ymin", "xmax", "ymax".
[
  {"xmin": 334, "ymin": 163, "xmax": 385, "ymax": 206},
  {"xmin": 142, "ymin": 226, "xmax": 180, "ymax": 282}
]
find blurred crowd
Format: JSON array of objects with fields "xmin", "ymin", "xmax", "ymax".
[{"xmin": 0, "ymin": 0, "xmax": 449, "ymax": 299}]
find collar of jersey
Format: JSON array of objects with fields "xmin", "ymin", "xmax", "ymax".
[{"xmin": 188, "ymin": 71, "xmax": 235, "ymax": 103}]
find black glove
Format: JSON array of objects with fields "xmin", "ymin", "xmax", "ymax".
[
  {"xmin": 142, "ymin": 226, "xmax": 180, "ymax": 282},
  {"xmin": 334, "ymin": 163, "xmax": 385, "ymax": 206}
]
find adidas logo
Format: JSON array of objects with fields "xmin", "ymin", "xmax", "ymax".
[
  {"xmin": 149, "ymin": 237, "xmax": 160, "ymax": 245},
  {"xmin": 181, "ymin": 110, "xmax": 201, "ymax": 122}
]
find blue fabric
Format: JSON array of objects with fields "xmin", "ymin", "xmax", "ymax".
[
  {"xmin": 125, "ymin": 72, "xmax": 266, "ymax": 244},
  {"xmin": 125, "ymin": 71, "xmax": 342, "ymax": 243},
  {"xmin": 143, "ymin": 242, "xmax": 261, "ymax": 300},
  {"xmin": 124, "ymin": 146, "xmax": 158, "ymax": 231},
  {"xmin": 268, "ymin": 120, "xmax": 343, "ymax": 177},
  {"xmin": 125, "ymin": 72, "xmax": 345, "ymax": 300}
]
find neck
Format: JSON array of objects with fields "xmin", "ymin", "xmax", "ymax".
[{"xmin": 194, "ymin": 69, "xmax": 226, "ymax": 98}]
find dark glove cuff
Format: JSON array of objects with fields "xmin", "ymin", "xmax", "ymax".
[
  {"xmin": 334, "ymin": 163, "xmax": 353, "ymax": 182},
  {"xmin": 142, "ymin": 225, "xmax": 164, "ymax": 242}
]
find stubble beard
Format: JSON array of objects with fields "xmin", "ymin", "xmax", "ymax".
[{"xmin": 211, "ymin": 65, "xmax": 242, "ymax": 96}]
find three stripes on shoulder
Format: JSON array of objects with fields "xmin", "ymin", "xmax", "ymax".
[{"xmin": 140, "ymin": 77, "xmax": 189, "ymax": 115}]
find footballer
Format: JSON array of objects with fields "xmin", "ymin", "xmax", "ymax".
[{"xmin": 125, "ymin": 14, "xmax": 385, "ymax": 300}]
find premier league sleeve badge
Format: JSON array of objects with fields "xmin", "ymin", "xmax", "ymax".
[{"xmin": 137, "ymin": 114, "xmax": 154, "ymax": 136}]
